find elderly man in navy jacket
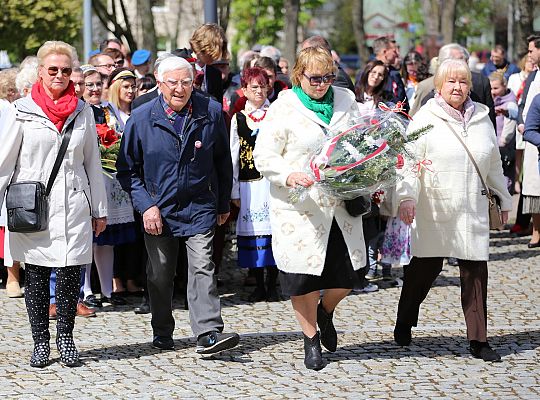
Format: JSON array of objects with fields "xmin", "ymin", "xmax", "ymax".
[{"xmin": 116, "ymin": 56, "xmax": 239, "ymax": 354}]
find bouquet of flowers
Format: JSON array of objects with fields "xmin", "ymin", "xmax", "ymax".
[
  {"xmin": 289, "ymin": 103, "xmax": 432, "ymax": 203},
  {"xmin": 96, "ymin": 123, "xmax": 121, "ymax": 177}
]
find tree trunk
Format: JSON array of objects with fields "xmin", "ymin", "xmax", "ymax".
[
  {"xmin": 352, "ymin": 0, "xmax": 369, "ymax": 66},
  {"xmin": 515, "ymin": 0, "xmax": 534, "ymax": 57},
  {"xmin": 440, "ymin": 0, "xmax": 457, "ymax": 44},
  {"xmin": 420, "ymin": 0, "xmax": 441, "ymax": 60},
  {"xmin": 137, "ymin": 0, "xmax": 157, "ymax": 56},
  {"xmin": 283, "ymin": 0, "xmax": 300, "ymax": 64},
  {"xmin": 218, "ymin": 0, "xmax": 232, "ymax": 32}
]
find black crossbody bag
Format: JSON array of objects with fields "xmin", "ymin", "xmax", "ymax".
[{"xmin": 5, "ymin": 119, "xmax": 74, "ymax": 233}]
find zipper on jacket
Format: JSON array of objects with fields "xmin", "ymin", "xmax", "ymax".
[{"xmin": 82, "ymin": 190, "xmax": 92, "ymax": 216}]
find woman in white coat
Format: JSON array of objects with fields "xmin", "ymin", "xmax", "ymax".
[
  {"xmin": 394, "ymin": 59, "xmax": 512, "ymax": 362},
  {"xmin": 254, "ymin": 47, "xmax": 365, "ymax": 370},
  {"xmin": 0, "ymin": 41, "xmax": 107, "ymax": 368}
]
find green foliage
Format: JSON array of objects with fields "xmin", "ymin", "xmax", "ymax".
[
  {"xmin": 396, "ymin": 0, "xmax": 425, "ymax": 43},
  {"xmin": 0, "ymin": 0, "xmax": 82, "ymax": 63},
  {"xmin": 230, "ymin": 0, "xmax": 326, "ymax": 56},
  {"xmin": 329, "ymin": 0, "xmax": 357, "ymax": 55},
  {"xmin": 454, "ymin": 0, "xmax": 494, "ymax": 44}
]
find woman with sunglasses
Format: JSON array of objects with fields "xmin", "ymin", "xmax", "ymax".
[
  {"xmin": 0, "ymin": 41, "xmax": 107, "ymax": 367},
  {"xmin": 254, "ymin": 47, "xmax": 366, "ymax": 370}
]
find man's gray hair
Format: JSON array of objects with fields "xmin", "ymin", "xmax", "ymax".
[
  {"xmin": 260, "ymin": 46, "xmax": 281, "ymax": 64},
  {"xmin": 154, "ymin": 52, "xmax": 174, "ymax": 70},
  {"xmin": 438, "ymin": 43, "xmax": 470, "ymax": 63},
  {"xmin": 16, "ymin": 66, "xmax": 38, "ymax": 96},
  {"xmin": 157, "ymin": 56, "xmax": 193, "ymax": 81}
]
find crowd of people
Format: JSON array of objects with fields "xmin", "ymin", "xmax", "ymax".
[{"xmin": 0, "ymin": 25, "xmax": 539, "ymax": 371}]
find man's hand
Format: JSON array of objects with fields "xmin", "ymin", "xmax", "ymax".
[
  {"xmin": 399, "ymin": 200, "xmax": 416, "ymax": 225},
  {"xmin": 92, "ymin": 217, "xmax": 107, "ymax": 236},
  {"xmin": 217, "ymin": 212, "xmax": 230, "ymax": 226},
  {"xmin": 143, "ymin": 206, "xmax": 163, "ymax": 235}
]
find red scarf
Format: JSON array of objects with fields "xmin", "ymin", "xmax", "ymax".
[{"xmin": 31, "ymin": 81, "xmax": 78, "ymax": 132}]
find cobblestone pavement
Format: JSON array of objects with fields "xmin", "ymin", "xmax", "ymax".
[{"xmin": 0, "ymin": 230, "xmax": 539, "ymax": 399}]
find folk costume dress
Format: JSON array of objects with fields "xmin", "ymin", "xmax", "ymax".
[{"xmin": 230, "ymin": 100, "xmax": 276, "ymax": 269}]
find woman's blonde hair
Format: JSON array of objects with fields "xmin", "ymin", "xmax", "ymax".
[
  {"xmin": 488, "ymin": 70, "xmax": 507, "ymax": 87},
  {"xmin": 189, "ymin": 23, "xmax": 229, "ymax": 63},
  {"xmin": 37, "ymin": 41, "xmax": 78, "ymax": 66},
  {"xmin": 0, "ymin": 68, "xmax": 18, "ymax": 100},
  {"xmin": 434, "ymin": 59, "xmax": 472, "ymax": 91},
  {"xmin": 107, "ymin": 69, "xmax": 136, "ymax": 109},
  {"xmin": 291, "ymin": 46, "xmax": 336, "ymax": 87}
]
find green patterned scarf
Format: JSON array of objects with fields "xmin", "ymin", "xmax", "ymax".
[{"xmin": 292, "ymin": 85, "xmax": 334, "ymax": 125}]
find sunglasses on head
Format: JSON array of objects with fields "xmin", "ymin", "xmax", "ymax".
[
  {"xmin": 303, "ymin": 73, "xmax": 336, "ymax": 86},
  {"xmin": 46, "ymin": 66, "xmax": 73, "ymax": 77}
]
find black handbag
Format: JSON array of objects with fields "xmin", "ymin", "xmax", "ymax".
[{"xmin": 5, "ymin": 119, "xmax": 74, "ymax": 233}]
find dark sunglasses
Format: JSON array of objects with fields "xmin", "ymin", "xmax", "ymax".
[
  {"xmin": 115, "ymin": 59, "xmax": 125, "ymax": 67},
  {"xmin": 303, "ymin": 73, "xmax": 336, "ymax": 86},
  {"xmin": 46, "ymin": 66, "xmax": 73, "ymax": 77}
]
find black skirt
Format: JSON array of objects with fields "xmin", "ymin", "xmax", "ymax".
[{"xmin": 279, "ymin": 219, "xmax": 360, "ymax": 296}]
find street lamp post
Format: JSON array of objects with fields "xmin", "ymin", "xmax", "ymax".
[
  {"xmin": 204, "ymin": 0, "xmax": 218, "ymax": 24},
  {"xmin": 83, "ymin": 0, "xmax": 92, "ymax": 63}
]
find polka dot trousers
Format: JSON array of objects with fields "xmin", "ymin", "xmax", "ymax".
[{"xmin": 24, "ymin": 264, "xmax": 82, "ymax": 344}]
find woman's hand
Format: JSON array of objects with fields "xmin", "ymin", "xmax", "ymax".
[
  {"xmin": 217, "ymin": 212, "xmax": 230, "ymax": 226},
  {"xmin": 399, "ymin": 200, "xmax": 416, "ymax": 225},
  {"xmin": 92, "ymin": 217, "xmax": 107, "ymax": 237},
  {"xmin": 231, "ymin": 199, "xmax": 241, "ymax": 208},
  {"xmin": 286, "ymin": 172, "xmax": 314, "ymax": 188},
  {"xmin": 143, "ymin": 205, "xmax": 163, "ymax": 235}
]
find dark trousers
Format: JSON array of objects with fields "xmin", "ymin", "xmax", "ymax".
[
  {"xmin": 144, "ymin": 230, "xmax": 224, "ymax": 338},
  {"xmin": 396, "ymin": 257, "xmax": 488, "ymax": 342},
  {"xmin": 25, "ymin": 264, "xmax": 81, "ymax": 343}
]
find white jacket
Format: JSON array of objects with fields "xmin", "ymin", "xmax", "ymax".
[
  {"xmin": 0, "ymin": 96, "xmax": 107, "ymax": 267},
  {"xmin": 253, "ymin": 87, "xmax": 365, "ymax": 275},
  {"xmin": 396, "ymin": 99, "xmax": 512, "ymax": 261}
]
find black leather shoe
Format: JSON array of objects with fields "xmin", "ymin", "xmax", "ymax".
[
  {"xmin": 83, "ymin": 294, "xmax": 102, "ymax": 308},
  {"xmin": 134, "ymin": 300, "xmax": 150, "ymax": 314},
  {"xmin": 317, "ymin": 302, "xmax": 337, "ymax": 352},
  {"xmin": 102, "ymin": 293, "xmax": 127, "ymax": 306},
  {"xmin": 266, "ymin": 287, "xmax": 281, "ymax": 302},
  {"xmin": 303, "ymin": 332, "xmax": 324, "ymax": 370},
  {"xmin": 469, "ymin": 341, "xmax": 502, "ymax": 362},
  {"xmin": 527, "ymin": 241, "xmax": 540, "ymax": 248},
  {"xmin": 152, "ymin": 335, "xmax": 174, "ymax": 350},
  {"xmin": 394, "ymin": 322, "xmax": 412, "ymax": 346},
  {"xmin": 248, "ymin": 287, "xmax": 266, "ymax": 302}
]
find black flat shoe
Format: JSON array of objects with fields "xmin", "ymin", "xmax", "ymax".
[
  {"xmin": 152, "ymin": 335, "xmax": 174, "ymax": 350},
  {"xmin": 394, "ymin": 322, "xmax": 412, "ymax": 346},
  {"xmin": 102, "ymin": 293, "xmax": 127, "ymax": 306},
  {"xmin": 134, "ymin": 301, "xmax": 150, "ymax": 314},
  {"xmin": 469, "ymin": 341, "xmax": 502, "ymax": 362},
  {"xmin": 317, "ymin": 302, "xmax": 337, "ymax": 352},
  {"xmin": 303, "ymin": 332, "xmax": 324, "ymax": 371},
  {"xmin": 248, "ymin": 287, "xmax": 266, "ymax": 302},
  {"xmin": 527, "ymin": 241, "xmax": 540, "ymax": 248},
  {"xmin": 266, "ymin": 287, "xmax": 281, "ymax": 302},
  {"xmin": 83, "ymin": 294, "xmax": 102, "ymax": 308}
]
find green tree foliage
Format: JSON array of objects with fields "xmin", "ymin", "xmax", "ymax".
[
  {"xmin": 230, "ymin": 0, "xmax": 325, "ymax": 56},
  {"xmin": 454, "ymin": 0, "xmax": 494, "ymax": 44},
  {"xmin": 0, "ymin": 0, "xmax": 82, "ymax": 63},
  {"xmin": 329, "ymin": 0, "xmax": 357, "ymax": 55}
]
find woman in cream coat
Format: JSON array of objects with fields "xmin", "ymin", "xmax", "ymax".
[
  {"xmin": 254, "ymin": 47, "xmax": 365, "ymax": 370},
  {"xmin": 0, "ymin": 41, "xmax": 107, "ymax": 368},
  {"xmin": 394, "ymin": 59, "xmax": 512, "ymax": 362}
]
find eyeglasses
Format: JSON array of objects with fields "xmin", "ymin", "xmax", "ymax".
[
  {"xmin": 46, "ymin": 66, "xmax": 72, "ymax": 77},
  {"xmin": 160, "ymin": 78, "xmax": 193, "ymax": 90},
  {"xmin": 84, "ymin": 82, "xmax": 103, "ymax": 89},
  {"xmin": 122, "ymin": 84, "xmax": 137, "ymax": 91},
  {"xmin": 247, "ymin": 85, "xmax": 268, "ymax": 92},
  {"xmin": 115, "ymin": 59, "xmax": 125, "ymax": 67},
  {"xmin": 96, "ymin": 64, "xmax": 115, "ymax": 70},
  {"xmin": 303, "ymin": 73, "xmax": 336, "ymax": 86}
]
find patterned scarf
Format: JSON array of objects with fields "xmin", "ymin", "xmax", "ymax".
[
  {"xmin": 434, "ymin": 92, "xmax": 475, "ymax": 128},
  {"xmin": 293, "ymin": 85, "xmax": 334, "ymax": 125},
  {"xmin": 31, "ymin": 81, "xmax": 78, "ymax": 132}
]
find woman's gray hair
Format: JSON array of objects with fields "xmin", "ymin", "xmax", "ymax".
[
  {"xmin": 15, "ymin": 67, "xmax": 38, "ymax": 96},
  {"xmin": 156, "ymin": 56, "xmax": 193, "ymax": 81},
  {"xmin": 434, "ymin": 59, "xmax": 472, "ymax": 91},
  {"xmin": 438, "ymin": 43, "xmax": 470, "ymax": 63}
]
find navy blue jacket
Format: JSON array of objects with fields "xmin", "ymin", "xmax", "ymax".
[
  {"xmin": 481, "ymin": 60, "xmax": 520, "ymax": 81},
  {"xmin": 116, "ymin": 91, "xmax": 232, "ymax": 237},
  {"xmin": 524, "ymin": 93, "xmax": 540, "ymax": 172},
  {"xmin": 383, "ymin": 66, "xmax": 409, "ymax": 112}
]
